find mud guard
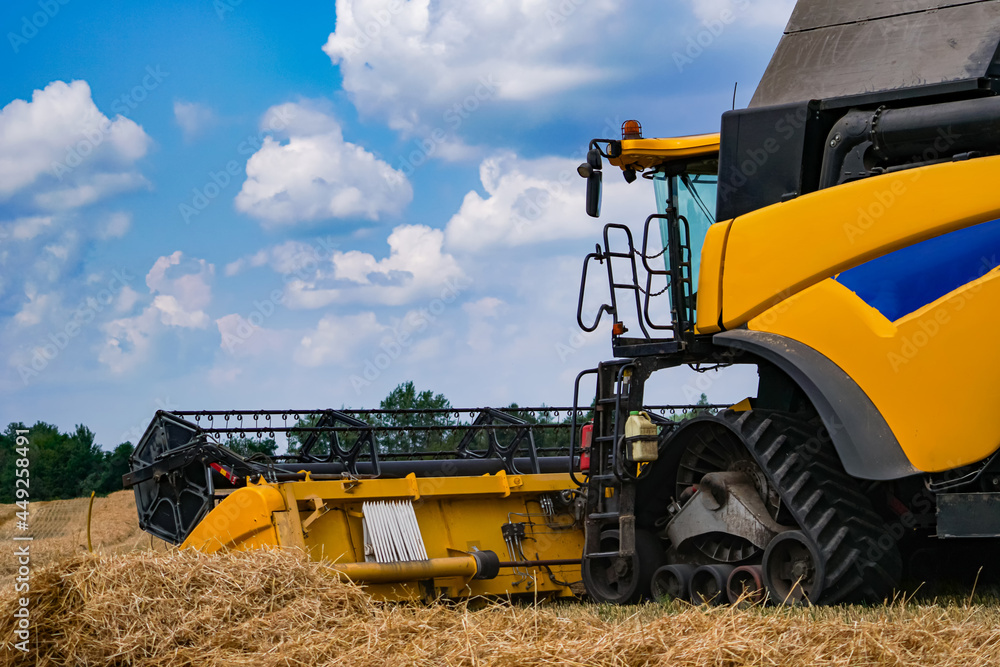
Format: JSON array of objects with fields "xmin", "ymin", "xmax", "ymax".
[{"xmin": 713, "ymin": 329, "xmax": 919, "ymax": 480}]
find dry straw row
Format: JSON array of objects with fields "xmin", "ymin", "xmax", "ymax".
[{"xmin": 2, "ymin": 548, "xmax": 1000, "ymax": 666}]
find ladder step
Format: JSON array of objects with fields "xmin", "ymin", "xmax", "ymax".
[
  {"xmin": 589, "ymin": 474, "xmax": 616, "ymax": 481},
  {"xmin": 585, "ymin": 551, "xmax": 622, "ymax": 559},
  {"xmin": 588, "ymin": 512, "xmax": 619, "ymax": 520}
]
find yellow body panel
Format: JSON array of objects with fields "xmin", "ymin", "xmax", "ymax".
[
  {"xmin": 181, "ymin": 471, "xmax": 583, "ymax": 602},
  {"xmin": 720, "ymin": 155, "xmax": 1000, "ymax": 329},
  {"xmin": 695, "ymin": 219, "xmax": 732, "ymax": 334},
  {"xmin": 608, "ymin": 133, "xmax": 720, "ymax": 171},
  {"xmin": 748, "ymin": 271, "xmax": 1000, "ymax": 472}
]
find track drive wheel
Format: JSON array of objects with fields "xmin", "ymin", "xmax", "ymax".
[{"xmin": 583, "ymin": 529, "xmax": 665, "ymax": 604}]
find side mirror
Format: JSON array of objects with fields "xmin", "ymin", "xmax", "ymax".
[
  {"xmin": 581, "ymin": 147, "xmax": 603, "ymax": 218},
  {"xmin": 586, "ymin": 170, "xmax": 602, "ymax": 218}
]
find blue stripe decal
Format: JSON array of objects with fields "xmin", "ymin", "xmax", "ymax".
[{"xmin": 836, "ymin": 217, "xmax": 1000, "ymax": 321}]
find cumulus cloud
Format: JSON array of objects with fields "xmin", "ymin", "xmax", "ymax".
[
  {"xmin": 322, "ymin": 0, "xmax": 618, "ymax": 135},
  {"xmin": 225, "ymin": 237, "xmax": 339, "ymax": 277},
  {"xmin": 146, "ymin": 250, "xmax": 213, "ymax": 319},
  {"xmin": 98, "ymin": 252, "xmax": 214, "ymax": 373},
  {"xmin": 0, "ymin": 80, "xmax": 151, "ymax": 210},
  {"xmin": 293, "ymin": 312, "xmax": 385, "ymax": 367},
  {"xmin": 173, "ymin": 100, "xmax": 216, "ymax": 141},
  {"xmin": 443, "ymin": 152, "xmax": 648, "ymax": 253},
  {"xmin": 98, "ymin": 211, "xmax": 131, "ymax": 239},
  {"xmin": 13, "ymin": 286, "xmax": 54, "ymax": 327},
  {"xmin": 286, "ymin": 224, "xmax": 464, "ymax": 308},
  {"xmin": 98, "ymin": 308, "xmax": 159, "ymax": 375},
  {"xmin": 215, "ymin": 313, "xmax": 291, "ymax": 358},
  {"xmin": 235, "ymin": 102, "xmax": 412, "ymax": 226},
  {"xmin": 3, "ymin": 216, "xmax": 53, "ymax": 241}
]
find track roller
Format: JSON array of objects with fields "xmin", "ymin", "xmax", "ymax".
[
  {"xmin": 651, "ymin": 564, "xmax": 695, "ymax": 602},
  {"xmin": 762, "ymin": 530, "xmax": 825, "ymax": 604},
  {"xmin": 726, "ymin": 564, "xmax": 766, "ymax": 606},
  {"xmin": 689, "ymin": 564, "xmax": 735, "ymax": 605},
  {"xmin": 582, "ymin": 529, "xmax": 665, "ymax": 604}
]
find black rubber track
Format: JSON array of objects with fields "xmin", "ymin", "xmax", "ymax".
[{"xmin": 714, "ymin": 409, "xmax": 902, "ymax": 605}]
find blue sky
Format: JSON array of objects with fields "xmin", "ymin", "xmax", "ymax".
[{"xmin": 0, "ymin": 0, "xmax": 794, "ymax": 448}]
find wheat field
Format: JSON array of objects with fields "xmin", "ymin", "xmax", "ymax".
[{"xmin": 2, "ymin": 492, "xmax": 1000, "ymax": 666}]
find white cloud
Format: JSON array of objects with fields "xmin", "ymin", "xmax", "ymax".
[
  {"xmin": 4, "ymin": 216, "xmax": 53, "ymax": 240},
  {"xmin": 287, "ymin": 224, "xmax": 464, "ymax": 308},
  {"xmin": 152, "ymin": 294, "xmax": 209, "ymax": 328},
  {"xmin": 145, "ymin": 250, "xmax": 213, "ymax": 316},
  {"xmin": 689, "ymin": 0, "xmax": 795, "ymax": 28},
  {"xmin": 235, "ymin": 102, "xmax": 412, "ymax": 226},
  {"xmin": 98, "ymin": 211, "xmax": 131, "ymax": 239},
  {"xmin": 463, "ymin": 296, "xmax": 504, "ymax": 353},
  {"xmin": 322, "ymin": 0, "xmax": 619, "ymax": 136},
  {"xmin": 97, "ymin": 252, "xmax": 214, "ymax": 373},
  {"xmin": 444, "ymin": 152, "xmax": 647, "ymax": 253},
  {"xmin": 116, "ymin": 285, "xmax": 139, "ymax": 312},
  {"xmin": 216, "ymin": 313, "xmax": 291, "ymax": 358},
  {"xmin": 0, "ymin": 80, "xmax": 151, "ymax": 210},
  {"xmin": 463, "ymin": 296, "xmax": 503, "ymax": 319},
  {"xmin": 13, "ymin": 286, "xmax": 54, "ymax": 327},
  {"xmin": 225, "ymin": 238, "xmax": 340, "ymax": 277},
  {"xmin": 173, "ymin": 100, "xmax": 216, "ymax": 141},
  {"xmin": 98, "ymin": 308, "xmax": 159, "ymax": 374},
  {"xmin": 293, "ymin": 312, "xmax": 385, "ymax": 367}
]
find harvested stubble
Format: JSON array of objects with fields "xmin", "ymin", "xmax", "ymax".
[
  {"xmin": 4, "ymin": 549, "xmax": 1000, "ymax": 666},
  {"xmin": 0, "ymin": 491, "xmax": 168, "ymax": 589}
]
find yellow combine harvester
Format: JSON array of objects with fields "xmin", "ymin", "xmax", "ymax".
[
  {"xmin": 570, "ymin": 0, "xmax": 1000, "ymax": 605},
  {"xmin": 127, "ymin": 0, "xmax": 1000, "ymax": 605}
]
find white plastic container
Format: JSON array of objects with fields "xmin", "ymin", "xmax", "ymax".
[{"xmin": 625, "ymin": 411, "xmax": 659, "ymax": 462}]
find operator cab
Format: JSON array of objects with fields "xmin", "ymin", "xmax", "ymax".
[{"xmin": 577, "ymin": 123, "xmax": 719, "ymax": 349}]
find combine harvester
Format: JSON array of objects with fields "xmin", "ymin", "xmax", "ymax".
[{"xmin": 128, "ymin": 0, "xmax": 1000, "ymax": 605}]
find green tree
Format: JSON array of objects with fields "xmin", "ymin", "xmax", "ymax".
[
  {"xmin": 0, "ymin": 421, "xmax": 110, "ymax": 502},
  {"xmin": 286, "ymin": 414, "xmax": 321, "ymax": 456},
  {"xmin": 224, "ymin": 436, "xmax": 278, "ymax": 459},
  {"xmin": 374, "ymin": 382, "xmax": 456, "ymax": 453},
  {"xmin": 96, "ymin": 442, "xmax": 135, "ymax": 494}
]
